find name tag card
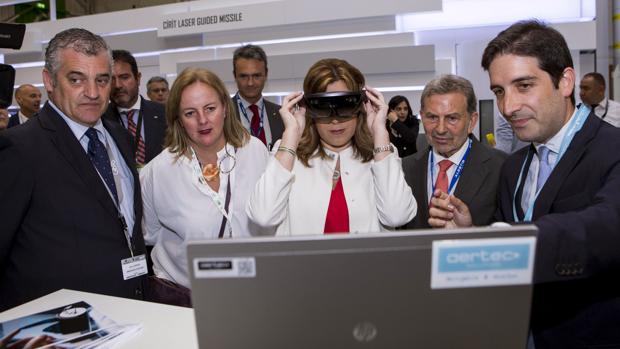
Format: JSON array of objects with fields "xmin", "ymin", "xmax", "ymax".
[
  {"xmin": 431, "ymin": 237, "xmax": 536, "ymax": 289},
  {"xmin": 121, "ymin": 254, "xmax": 148, "ymax": 280}
]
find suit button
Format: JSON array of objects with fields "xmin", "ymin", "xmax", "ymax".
[
  {"xmin": 135, "ymin": 288, "xmax": 143, "ymax": 297},
  {"xmin": 555, "ymin": 264, "xmax": 566, "ymax": 276}
]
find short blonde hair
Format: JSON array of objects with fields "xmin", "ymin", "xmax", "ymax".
[
  {"xmin": 164, "ymin": 67, "xmax": 249, "ymax": 157},
  {"xmin": 298, "ymin": 58, "xmax": 373, "ymax": 166}
]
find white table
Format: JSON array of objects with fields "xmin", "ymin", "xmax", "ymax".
[{"xmin": 0, "ymin": 289, "xmax": 199, "ymax": 348}]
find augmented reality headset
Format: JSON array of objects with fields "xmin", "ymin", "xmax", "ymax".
[{"xmin": 302, "ymin": 91, "xmax": 366, "ymax": 119}]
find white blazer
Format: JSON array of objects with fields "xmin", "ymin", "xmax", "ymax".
[{"xmin": 247, "ymin": 143, "xmax": 417, "ymax": 236}]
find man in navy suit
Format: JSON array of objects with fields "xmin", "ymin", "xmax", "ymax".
[
  {"xmin": 0, "ymin": 28, "xmax": 147, "ymax": 311},
  {"xmin": 103, "ymin": 49, "xmax": 166, "ymax": 166},
  {"xmin": 428, "ymin": 20, "xmax": 620, "ymax": 348}
]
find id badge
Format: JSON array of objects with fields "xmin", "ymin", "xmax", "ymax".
[{"xmin": 121, "ymin": 254, "xmax": 148, "ymax": 280}]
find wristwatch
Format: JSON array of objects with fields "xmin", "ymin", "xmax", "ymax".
[{"xmin": 373, "ymin": 145, "xmax": 394, "ymax": 154}]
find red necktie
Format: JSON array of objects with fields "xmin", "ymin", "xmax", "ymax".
[
  {"xmin": 125, "ymin": 110, "xmax": 146, "ymax": 165},
  {"xmin": 435, "ymin": 159, "xmax": 453, "ymax": 194},
  {"xmin": 249, "ymin": 104, "xmax": 267, "ymax": 145}
]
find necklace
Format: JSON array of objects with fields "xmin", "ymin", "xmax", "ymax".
[
  {"xmin": 332, "ymin": 169, "xmax": 341, "ymax": 181},
  {"xmin": 198, "ymin": 146, "xmax": 237, "ymax": 182}
]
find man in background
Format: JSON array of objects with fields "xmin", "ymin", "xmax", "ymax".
[
  {"xmin": 579, "ymin": 72, "xmax": 620, "ymax": 127},
  {"xmin": 7, "ymin": 84, "xmax": 41, "ymax": 128},
  {"xmin": 402, "ymin": 74, "xmax": 505, "ymax": 229},
  {"xmin": 232, "ymin": 44, "xmax": 283, "ymax": 149},
  {"xmin": 104, "ymin": 49, "xmax": 166, "ymax": 166},
  {"xmin": 146, "ymin": 76, "xmax": 169, "ymax": 105}
]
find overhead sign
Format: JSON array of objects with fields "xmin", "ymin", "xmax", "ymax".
[{"xmin": 158, "ymin": 2, "xmax": 284, "ymax": 37}]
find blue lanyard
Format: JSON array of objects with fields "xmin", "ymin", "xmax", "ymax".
[
  {"xmin": 429, "ymin": 138, "xmax": 472, "ymax": 197},
  {"xmin": 512, "ymin": 104, "xmax": 590, "ymax": 222},
  {"xmin": 235, "ymin": 93, "xmax": 265, "ymax": 135}
]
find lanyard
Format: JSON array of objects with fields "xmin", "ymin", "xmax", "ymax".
[
  {"xmin": 429, "ymin": 138, "xmax": 472, "ymax": 196},
  {"xmin": 92, "ymin": 131, "xmax": 135, "ymax": 257},
  {"xmin": 512, "ymin": 104, "xmax": 590, "ymax": 222},
  {"xmin": 235, "ymin": 93, "xmax": 266, "ymax": 136},
  {"xmin": 189, "ymin": 146, "xmax": 235, "ymax": 223}
]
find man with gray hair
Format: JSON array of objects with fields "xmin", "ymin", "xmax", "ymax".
[
  {"xmin": 0, "ymin": 28, "xmax": 147, "ymax": 311},
  {"xmin": 232, "ymin": 44, "xmax": 283, "ymax": 149},
  {"xmin": 402, "ymin": 74, "xmax": 506, "ymax": 228}
]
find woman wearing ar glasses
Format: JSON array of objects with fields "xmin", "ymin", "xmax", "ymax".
[{"xmin": 247, "ymin": 58, "xmax": 417, "ymax": 236}]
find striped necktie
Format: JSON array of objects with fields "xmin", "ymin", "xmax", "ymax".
[{"xmin": 124, "ymin": 109, "xmax": 146, "ymax": 165}]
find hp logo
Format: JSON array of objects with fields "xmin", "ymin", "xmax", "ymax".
[{"xmin": 352, "ymin": 322, "xmax": 378, "ymax": 342}]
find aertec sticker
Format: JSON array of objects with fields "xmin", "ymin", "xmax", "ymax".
[
  {"xmin": 431, "ymin": 237, "xmax": 536, "ymax": 289},
  {"xmin": 193, "ymin": 257, "xmax": 256, "ymax": 278}
]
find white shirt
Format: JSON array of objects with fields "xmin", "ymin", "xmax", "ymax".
[
  {"xmin": 140, "ymin": 137, "xmax": 271, "ymax": 287},
  {"xmin": 117, "ymin": 96, "xmax": 145, "ymax": 140},
  {"xmin": 521, "ymin": 108, "xmax": 576, "ymax": 214},
  {"xmin": 247, "ymin": 142, "xmax": 417, "ymax": 236},
  {"xmin": 426, "ymin": 139, "xmax": 470, "ymax": 203},
  {"xmin": 593, "ymin": 98, "xmax": 620, "ymax": 128},
  {"xmin": 235, "ymin": 94, "xmax": 274, "ymax": 145},
  {"xmin": 18, "ymin": 111, "xmax": 29, "ymax": 125},
  {"xmin": 49, "ymin": 101, "xmax": 136, "ymax": 236}
]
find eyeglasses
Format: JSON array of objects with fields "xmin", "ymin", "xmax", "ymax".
[{"xmin": 302, "ymin": 91, "xmax": 365, "ymax": 120}]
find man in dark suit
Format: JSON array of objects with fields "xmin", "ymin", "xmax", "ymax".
[
  {"xmin": 7, "ymin": 84, "xmax": 42, "ymax": 128},
  {"xmin": 429, "ymin": 20, "xmax": 620, "ymax": 348},
  {"xmin": 103, "ymin": 49, "xmax": 166, "ymax": 166},
  {"xmin": 0, "ymin": 28, "xmax": 147, "ymax": 311},
  {"xmin": 402, "ymin": 74, "xmax": 506, "ymax": 229},
  {"xmin": 232, "ymin": 44, "xmax": 283, "ymax": 150}
]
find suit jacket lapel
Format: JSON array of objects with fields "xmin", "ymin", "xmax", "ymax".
[
  {"xmin": 40, "ymin": 103, "xmax": 118, "ymax": 217},
  {"xmin": 454, "ymin": 139, "xmax": 489, "ymax": 204},
  {"xmin": 533, "ymin": 113, "xmax": 599, "ymax": 219},
  {"xmin": 412, "ymin": 149, "xmax": 430, "ymax": 226}
]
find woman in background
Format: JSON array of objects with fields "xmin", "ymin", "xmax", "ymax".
[
  {"xmin": 141, "ymin": 67, "xmax": 271, "ymax": 305},
  {"xmin": 247, "ymin": 58, "xmax": 416, "ymax": 236},
  {"xmin": 385, "ymin": 95, "xmax": 419, "ymax": 157}
]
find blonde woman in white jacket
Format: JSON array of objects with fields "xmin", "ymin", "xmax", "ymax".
[{"xmin": 247, "ymin": 58, "xmax": 417, "ymax": 236}]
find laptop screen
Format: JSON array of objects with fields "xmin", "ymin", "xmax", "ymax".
[{"xmin": 188, "ymin": 226, "xmax": 537, "ymax": 349}]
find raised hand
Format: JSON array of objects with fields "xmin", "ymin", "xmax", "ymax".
[
  {"xmin": 427, "ymin": 189, "xmax": 473, "ymax": 229},
  {"xmin": 363, "ymin": 86, "xmax": 389, "ymax": 139},
  {"xmin": 278, "ymin": 91, "xmax": 306, "ymax": 147}
]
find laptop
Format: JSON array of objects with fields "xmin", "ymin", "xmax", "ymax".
[{"xmin": 187, "ymin": 225, "xmax": 537, "ymax": 349}]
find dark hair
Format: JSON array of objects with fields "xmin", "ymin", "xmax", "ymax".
[
  {"xmin": 582, "ymin": 72, "xmax": 606, "ymax": 88},
  {"xmin": 481, "ymin": 19, "xmax": 575, "ymax": 105},
  {"xmin": 147, "ymin": 76, "xmax": 168, "ymax": 88},
  {"xmin": 421, "ymin": 74, "xmax": 477, "ymax": 114},
  {"xmin": 388, "ymin": 95, "xmax": 413, "ymax": 119},
  {"xmin": 233, "ymin": 44, "xmax": 268, "ymax": 75},
  {"xmin": 45, "ymin": 28, "xmax": 111, "ymax": 83},
  {"xmin": 112, "ymin": 49, "xmax": 139, "ymax": 78}
]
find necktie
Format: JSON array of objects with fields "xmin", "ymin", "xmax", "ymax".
[
  {"xmin": 435, "ymin": 159, "xmax": 453, "ymax": 194},
  {"xmin": 536, "ymin": 146, "xmax": 552, "ymax": 192},
  {"xmin": 85, "ymin": 128, "xmax": 119, "ymax": 204},
  {"xmin": 249, "ymin": 104, "xmax": 267, "ymax": 145},
  {"xmin": 125, "ymin": 110, "xmax": 146, "ymax": 165}
]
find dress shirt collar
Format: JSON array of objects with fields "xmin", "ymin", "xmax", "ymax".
[
  {"xmin": 533, "ymin": 107, "xmax": 578, "ymax": 155},
  {"xmin": 117, "ymin": 95, "xmax": 142, "ymax": 115},
  {"xmin": 18, "ymin": 111, "xmax": 29, "ymax": 124},
  {"xmin": 237, "ymin": 93, "xmax": 264, "ymax": 109},
  {"xmin": 431, "ymin": 136, "xmax": 470, "ymax": 166},
  {"xmin": 49, "ymin": 101, "xmax": 107, "ymax": 144},
  {"xmin": 322, "ymin": 144, "xmax": 354, "ymax": 162}
]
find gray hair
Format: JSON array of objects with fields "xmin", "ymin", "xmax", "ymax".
[
  {"xmin": 421, "ymin": 74, "xmax": 477, "ymax": 115},
  {"xmin": 147, "ymin": 76, "xmax": 169, "ymax": 87},
  {"xmin": 45, "ymin": 28, "xmax": 112, "ymax": 83},
  {"xmin": 232, "ymin": 44, "xmax": 268, "ymax": 74}
]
